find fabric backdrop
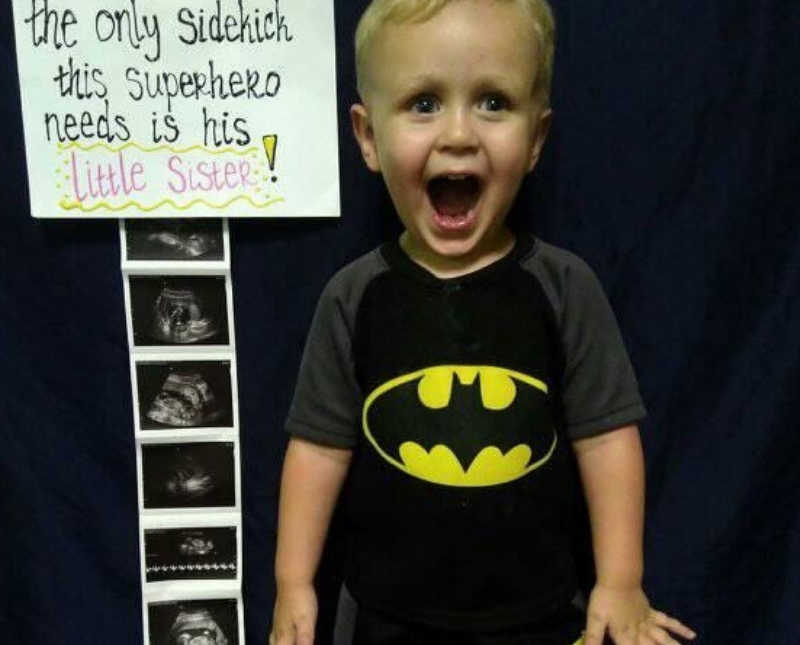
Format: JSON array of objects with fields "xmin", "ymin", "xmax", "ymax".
[{"xmin": 1, "ymin": 2, "xmax": 798, "ymax": 644}]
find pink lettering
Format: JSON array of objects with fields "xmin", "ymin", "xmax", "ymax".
[
  {"xmin": 167, "ymin": 155, "xmax": 187, "ymax": 193},
  {"xmin": 131, "ymin": 162, "xmax": 146, "ymax": 191},
  {"xmin": 238, "ymin": 160, "xmax": 256, "ymax": 186},
  {"xmin": 70, "ymin": 151, "xmax": 87, "ymax": 202},
  {"xmin": 69, "ymin": 150, "xmax": 147, "ymax": 202},
  {"xmin": 166, "ymin": 155, "xmax": 258, "ymax": 194}
]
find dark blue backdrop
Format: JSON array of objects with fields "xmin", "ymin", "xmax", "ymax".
[{"xmin": 1, "ymin": 2, "xmax": 798, "ymax": 644}]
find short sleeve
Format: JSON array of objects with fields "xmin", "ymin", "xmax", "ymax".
[
  {"xmin": 285, "ymin": 251, "xmax": 387, "ymax": 448},
  {"xmin": 525, "ymin": 242, "xmax": 647, "ymax": 439}
]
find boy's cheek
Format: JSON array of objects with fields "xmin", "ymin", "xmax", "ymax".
[{"xmin": 386, "ymin": 133, "xmax": 431, "ymax": 164}]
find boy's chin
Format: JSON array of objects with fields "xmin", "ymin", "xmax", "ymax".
[
  {"xmin": 428, "ymin": 221, "xmax": 511, "ymax": 253},
  {"xmin": 407, "ymin": 228, "xmax": 475, "ymax": 255},
  {"xmin": 406, "ymin": 230, "xmax": 513, "ymax": 276},
  {"xmin": 426, "ymin": 238, "xmax": 481, "ymax": 259}
]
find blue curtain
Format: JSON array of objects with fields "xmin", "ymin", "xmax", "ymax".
[{"xmin": 1, "ymin": 2, "xmax": 798, "ymax": 643}]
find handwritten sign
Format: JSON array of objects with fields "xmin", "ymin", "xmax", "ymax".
[{"xmin": 13, "ymin": 0, "xmax": 340, "ymax": 218}]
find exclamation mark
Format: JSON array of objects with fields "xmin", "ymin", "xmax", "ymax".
[{"xmin": 263, "ymin": 135, "xmax": 278, "ymax": 183}]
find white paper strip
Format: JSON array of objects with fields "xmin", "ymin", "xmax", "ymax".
[{"xmin": 121, "ymin": 218, "xmax": 245, "ymax": 644}]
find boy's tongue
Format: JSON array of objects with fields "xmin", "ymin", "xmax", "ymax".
[{"xmin": 428, "ymin": 176, "xmax": 479, "ymax": 218}]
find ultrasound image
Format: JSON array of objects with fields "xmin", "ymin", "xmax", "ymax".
[
  {"xmin": 136, "ymin": 361, "xmax": 233, "ymax": 431},
  {"xmin": 129, "ymin": 276, "xmax": 229, "ymax": 347},
  {"xmin": 148, "ymin": 598, "xmax": 238, "ymax": 645},
  {"xmin": 142, "ymin": 442, "xmax": 236, "ymax": 509},
  {"xmin": 145, "ymin": 527, "xmax": 237, "ymax": 582},
  {"xmin": 125, "ymin": 219, "xmax": 224, "ymax": 261}
]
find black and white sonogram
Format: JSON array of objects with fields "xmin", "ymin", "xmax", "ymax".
[
  {"xmin": 145, "ymin": 527, "xmax": 237, "ymax": 582},
  {"xmin": 129, "ymin": 276, "xmax": 229, "ymax": 346},
  {"xmin": 142, "ymin": 442, "xmax": 236, "ymax": 509},
  {"xmin": 148, "ymin": 598, "xmax": 238, "ymax": 645},
  {"xmin": 125, "ymin": 219, "xmax": 224, "ymax": 261},
  {"xmin": 136, "ymin": 361, "xmax": 233, "ymax": 430}
]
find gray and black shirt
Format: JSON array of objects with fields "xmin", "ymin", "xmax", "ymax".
[{"xmin": 286, "ymin": 234, "xmax": 646, "ymax": 630}]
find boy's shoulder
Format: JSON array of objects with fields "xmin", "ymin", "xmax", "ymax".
[
  {"xmin": 328, "ymin": 244, "xmax": 389, "ymax": 285},
  {"xmin": 315, "ymin": 243, "xmax": 390, "ymax": 313},
  {"xmin": 521, "ymin": 237, "xmax": 599, "ymax": 283},
  {"xmin": 520, "ymin": 237, "xmax": 614, "ymax": 328}
]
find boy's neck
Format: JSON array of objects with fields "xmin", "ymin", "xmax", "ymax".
[{"xmin": 398, "ymin": 227, "xmax": 516, "ymax": 279}]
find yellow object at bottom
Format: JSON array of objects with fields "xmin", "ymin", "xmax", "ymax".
[{"xmin": 571, "ymin": 637, "xmax": 585, "ymax": 645}]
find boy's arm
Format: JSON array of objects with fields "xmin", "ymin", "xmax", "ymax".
[
  {"xmin": 270, "ymin": 437, "xmax": 353, "ymax": 645},
  {"xmin": 573, "ymin": 424, "xmax": 645, "ymax": 590},
  {"xmin": 572, "ymin": 425, "xmax": 695, "ymax": 645}
]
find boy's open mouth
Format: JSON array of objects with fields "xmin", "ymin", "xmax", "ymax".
[{"xmin": 427, "ymin": 175, "xmax": 481, "ymax": 221}]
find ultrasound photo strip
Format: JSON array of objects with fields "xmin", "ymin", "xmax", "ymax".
[{"xmin": 121, "ymin": 218, "xmax": 244, "ymax": 645}]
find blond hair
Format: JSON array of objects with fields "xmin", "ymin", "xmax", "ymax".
[{"xmin": 355, "ymin": 0, "xmax": 556, "ymax": 106}]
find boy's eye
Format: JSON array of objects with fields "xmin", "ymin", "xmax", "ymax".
[
  {"xmin": 410, "ymin": 95, "xmax": 439, "ymax": 113},
  {"xmin": 479, "ymin": 94, "xmax": 509, "ymax": 111}
]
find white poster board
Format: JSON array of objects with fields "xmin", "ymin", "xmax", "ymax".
[{"xmin": 13, "ymin": 0, "xmax": 340, "ymax": 218}]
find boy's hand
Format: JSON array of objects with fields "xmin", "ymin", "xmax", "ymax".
[
  {"xmin": 269, "ymin": 583, "xmax": 317, "ymax": 645},
  {"xmin": 584, "ymin": 584, "xmax": 696, "ymax": 645}
]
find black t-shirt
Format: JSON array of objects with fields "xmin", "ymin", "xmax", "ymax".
[{"xmin": 286, "ymin": 234, "xmax": 646, "ymax": 629}]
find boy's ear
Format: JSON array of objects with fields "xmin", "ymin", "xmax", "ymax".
[
  {"xmin": 527, "ymin": 108, "xmax": 553, "ymax": 172},
  {"xmin": 350, "ymin": 103, "xmax": 381, "ymax": 173}
]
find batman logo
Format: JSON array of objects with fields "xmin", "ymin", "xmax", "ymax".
[{"xmin": 362, "ymin": 365, "xmax": 557, "ymax": 487}]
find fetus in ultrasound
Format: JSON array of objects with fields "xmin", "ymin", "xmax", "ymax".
[
  {"xmin": 169, "ymin": 608, "xmax": 228, "ymax": 645},
  {"xmin": 165, "ymin": 456, "xmax": 215, "ymax": 500},
  {"xmin": 179, "ymin": 535, "xmax": 216, "ymax": 556},
  {"xmin": 151, "ymin": 287, "xmax": 218, "ymax": 344}
]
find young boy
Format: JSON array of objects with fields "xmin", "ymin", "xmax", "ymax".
[{"xmin": 271, "ymin": 1, "xmax": 697, "ymax": 643}]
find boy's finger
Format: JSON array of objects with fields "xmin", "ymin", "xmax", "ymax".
[
  {"xmin": 650, "ymin": 610, "xmax": 697, "ymax": 639},
  {"xmin": 272, "ymin": 625, "xmax": 295, "ymax": 645},
  {"xmin": 645, "ymin": 624, "xmax": 680, "ymax": 645},
  {"xmin": 608, "ymin": 627, "xmax": 636, "ymax": 645},
  {"xmin": 584, "ymin": 632, "xmax": 603, "ymax": 645},
  {"xmin": 583, "ymin": 615, "xmax": 607, "ymax": 645},
  {"xmin": 295, "ymin": 616, "xmax": 315, "ymax": 645},
  {"xmin": 296, "ymin": 628, "xmax": 314, "ymax": 645}
]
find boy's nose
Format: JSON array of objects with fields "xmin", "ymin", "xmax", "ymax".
[{"xmin": 437, "ymin": 107, "xmax": 478, "ymax": 152}]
